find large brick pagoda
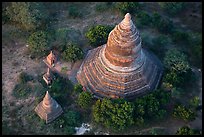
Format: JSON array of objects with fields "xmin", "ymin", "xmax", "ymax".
[{"xmin": 77, "ymin": 13, "xmax": 163, "ymax": 100}]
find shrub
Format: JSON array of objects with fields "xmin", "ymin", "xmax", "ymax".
[
  {"xmin": 85, "ymin": 25, "xmax": 113, "ymax": 47},
  {"xmin": 163, "ymin": 71, "xmax": 183, "ymax": 87},
  {"xmin": 68, "ymin": 5, "xmax": 82, "ymax": 18},
  {"xmin": 73, "ymin": 84, "xmax": 83, "ymax": 94},
  {"xmin": 189, "ymin": 96, "xmax": 200, "ymax": 109},
  {"xmin": 27, "ymin": 31, "xmax": 50, "ymax": 57},
  {"xmin": 62, "ymin": 43, "xmax": 84, "ymax": 62},
  {"xmin": 150, "ymin": 35, "xmax": 170, "ymax": 56},
  {"xmin": 172, "ymin": 104, "xmax": 196, "ymax": 121},
  {"xmin": 171, "ymin": 29, "xmax": 189, "ymax": 43},
  {"xmin": 64, "ymin": 126, "xmax": 76, "ymax": 135},
  {"xmin": 151, "ymin": 12, "xmax": 174, "ymax": 34},
  {"xmin": 137, "ymin": 11, "xmax": 152, "ymax": 26},
  {"xmin": 163, "ymin": 49, "xmax": 190, "ymax": 73},
  {"xmin": 95, "ymin": 3, "xmax": 109, "ymax": 12},
  {"xmin": 5, "ymin": 2, "xmax": 49, "ymax": 31},
  {"xmin": 115, "ymin": 2, "xmax": 141, "ymax": 15},
  {"xmin": 12, "ymin": 83, "xmax": 32, "ymax": 98},
  {"xmin": 93, "ymin": 98, "xmax": 134, "ymax": 131},
  {"xmin": 77, "ymin": 92, "xmax": 93, "ymax": 109},
  {"xmin": 18, "ymin": 72, "xmax": 33, "ymax": 84},
  {"xmin": 54, "ymin": 28, "xmax": 70, "ymax": 50},
  {"xmin": 65, "ymin": 111, "xmax": 82, "ymax": 127},
  {"xmin": 159, "ymin": 2, "xmax": 186, "ymax": 16},
  {"xmin": 176, "ymin": 126, "xmax": 201, "ymax": 135}
]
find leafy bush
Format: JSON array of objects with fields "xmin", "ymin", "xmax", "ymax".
[
  {"xmin": 27, "ymin": 31, "xmax": 50, "ymax": 57},
  {"xmin": 189, "ymin": 96, "xmax": 200, "ymax": 109},
  {"xmin": 77, "ymin": 92, "xmax": 93, "ymax": 109},
  {"xmin": 54, "ymin": 28, "xmax": 70, "ymax": 50},
  {"xmin": 62, "ymin": 43, "xmax": 84, "ymax": 62},
  {"xmin": 12, "ymin": 83, "xmax": 32, "ymax": 98},
  {"xmin": 187, "ymin": 32, "xmax": 202, "ymax": 68},
  {"xmin": 95, "ymin": 3, "xmax": 111, "ymax": 12},
  {"xmin": 151, "ymin": 12, "xmax": 174, "ymax": 34},
  {"xmin": 50, "ymin": 74, "xmax": 73, "ymax": 106},
  {"xmin": 68, "ymin": 5, "xmax": 82, "ymax": 18},
  {"xmin": 163, "ymin": 71, "xmax": 183, "ymax": 87},
  {"xmin": 159, "ymin": 2, "xmax": 186, "ymax": 16},
  {"xmin": 93, "ymin": 98, "xmax": 134, "ymax": 131},
  {"xmin": 137, "ymin": 11, "xmax": 152, "ymax": 26},
  {"xmin": 172, "ymin": 104, "xmax": 196, "ymax": 121},
  {"xmin": 163, "ymin": 49, "xmax": 190, "ymax": 73},
  {"xmin": 64, "ymin": 126, "xmax": 76, "ymax": 135},
  {"xmin": 85, "ymin": 25, "xmax": 113, "ymax": 47},
  {"xmin": 73, "ymin": 84, "xmax": 83, "ymax": 94},
  {"xmin": 18, "ymin": 72, "xmax": 33, "ymax": 84},
  {"xmin": 176, "ymin": 126, "xmax": 201, "ymax": 135},
  {"xmin": 65, "ymin": 111, "xmax": 82, "ymax": 127},
  {"xmin": 171, "ymin": 29, "xmax": 189, "ymax": 43},
  {"xmin": 115, "ymin": 2, "xmax": 141, "ymax": 15},
  {"xmin": 5, "ymin": 2, "xmax": 49, "ymax": 31},
  {"xmin": 150, "ymin": 35, "xmax": 170, "ymax": 57},
  {"xmin": 133, "ymin": 89, "xmax": 170, "ymax": 126}
]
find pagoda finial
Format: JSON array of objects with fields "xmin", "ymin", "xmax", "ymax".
[
  {"xmin": 121, "ymin": 13, "xmax": 133, "ymax": 28},
  {"xmin": 43, "ymin": 91, "xmax": 53, "ymax": 107},
  {"xmin": 125, "ymin": 13, "xmax": 131, "ymax": 20}
]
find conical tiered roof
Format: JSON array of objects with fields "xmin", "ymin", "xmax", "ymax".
[
  {"xmin": 35, "ymin": 91, "xmax": 63, "ymax": 123},
  {"xmin": 77, "ymin": 13, "xmax": 163, "ymax": 100}
]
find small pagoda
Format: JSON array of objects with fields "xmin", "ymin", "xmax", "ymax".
[
  {"xmin": 46, "ymin": 51, "xmax": 56, "ymax": 67},
  {"xmin": 43, "ymin": 68, "xmax": 53, "ymax": 85},
  {"xmin": 77, "ymin": 13, "xmax": 163, "ymax": 100},
  {"xmin": 35, "ymin": 91, "xmax": 63, "ymax": 124}
]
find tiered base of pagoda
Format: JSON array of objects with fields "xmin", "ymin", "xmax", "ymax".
[{"xmin": 77, "ymin": 45, "xmax": 163, "ymax": 100}]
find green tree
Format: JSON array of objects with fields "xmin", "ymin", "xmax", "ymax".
[
  {"xmin": 189, "ymin": 96, "xmax": 200, "ymax": 109},
  {"xmin": 173, "ymin": 104, "xmax": 196, "ymax": 121},
  {"xmin": 176, "ymin": 126, "xmax": 201, "ymax": 135},
  {"xmin": 171, "ymin": 29, "xmax": 189, "ymax": 43},
  {"xmin": 73, "ymin": 84, "xmax": 83, "ymax": 94},
  {"xmin": 18, "ymin": 72, "xmax": 33, "ymax": 84},
  {"xmin": 159, "ymin": 2, "xmax": 186, "ymax": 16},
  {"xmin": 163, "ymin": 71, "xmax": 183, "ymax": 87},
  {"xmin": 85, "ymin": 25, "xmax": 113, "ymax": 47},
  {"xmin": 151, "ymin": 12, "xmax": 173, "ymax": 34},
  {"xmin": 68, "ymin": 5, "xmax": 82, "ymax": 18},
  {"xmin": 62, "ymin": 43, "xmax": 84, "ymax": 62},
  {"xmin": 65, "ymin": 111, "xmax": 81, "ymax": 127},
  {"xmin": 137, "ymin": 11, "xmax": 152, "ymax": 26},
  {"xmin": 115, "ymin": 2, "xmax": 141, "ymax": 15},
  {"xmin": 27, "ymin": 31, "xmax": 50, "ymax": 57},
  {"xmin": 5, "ymin": 2, "xmax": 49, "ymax": 31},
  {"xmin": 77, "ymin": 92, "xmax": 93, "ymax": 109},
  {"xmin": 93, "ymin": 98, "xmax": 134, "ymax": 130},
  {"xmin": 163, "ymin": 49, "xmax": 190, "ymax": 73}
]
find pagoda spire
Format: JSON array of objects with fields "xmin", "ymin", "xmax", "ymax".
[
  {"xmin": 42, "ymin": 91, "xmax": 53, "ymax": 109},
  {"xmin": 120, "ymin": 13, "xmax": 133, "ymax": 29}
]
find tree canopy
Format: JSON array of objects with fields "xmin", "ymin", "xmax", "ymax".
[
  {"xmin": 5, "ymin": 2, "xmax": 49, "ymax": 31},
  {"xmin": 62, "ymin": 43, "xmax": 84, "ymax": 62},
  {"xmin": 85, "ymin": 25, "xmax": 113, "ymax": 47},
  {"xmin": 93, "ymin": 98, "xmax": 134, "ymax": 131},
  {"xmin": 163, "ymin": 49, "xmax": 190, "ymax": 73},
  {"xmin": 27, "ymin": 31, "xmax": 50, "ymax": 57}
]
